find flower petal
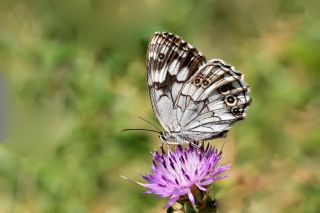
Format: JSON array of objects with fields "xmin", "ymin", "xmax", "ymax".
[
  {"xmin": 188, "ymin": 192, "xmax": 195, "ymax": 206},
  {"xmin": 196, "ymin": 183, "xmax": 207, "ymax": 191},
  {"xmin": 165, "ymin": 195, "xmax": 180, "ymax": 209}
]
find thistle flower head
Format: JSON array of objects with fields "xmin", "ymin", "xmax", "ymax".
[{"xmin": 142, "ymin": 144, "xmax": 231, "ymax": 208}]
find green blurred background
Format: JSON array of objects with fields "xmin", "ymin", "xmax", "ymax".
[{"xmin": 0, "ymin": 0, "xmax": 319, "ymax": 212}]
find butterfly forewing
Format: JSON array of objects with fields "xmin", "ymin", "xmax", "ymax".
[
  {"xmin": 146, "ymin": 32, "xmax": 251, "ymax": 144},
  {"xmin": 147, "ymin": 32, "xmax": 206, "ymax": 132}
]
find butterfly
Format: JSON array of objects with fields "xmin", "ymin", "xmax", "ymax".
[{"xmin": 143, "ymin": 32, "xmax": 251, "ymax": 145}]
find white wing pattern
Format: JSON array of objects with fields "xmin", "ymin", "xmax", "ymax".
[{"xmin": 147, "ymin": 32, "xmax": 251, "ymax": 144}]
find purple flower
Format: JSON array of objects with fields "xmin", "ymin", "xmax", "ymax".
[{"xmin": 141, "ymin": 144, "xmax": 231, "ymax": 208}]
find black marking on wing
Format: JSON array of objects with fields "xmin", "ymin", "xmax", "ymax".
[
  {"xmin": 153, "ymin": 72, "xmax": 179, "ymax": 91},
  {"xmin": 147, "ymin": 32, "xmax": 206, "ymax": 90}
]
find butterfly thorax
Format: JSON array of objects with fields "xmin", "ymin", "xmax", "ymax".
[
  {"xmin": 159, "ymin": 132, "xmax": 194, "ymax": 145},
  {"xmin": 159, "ymin": 130, "xmax": 228, "ymax": 145}
]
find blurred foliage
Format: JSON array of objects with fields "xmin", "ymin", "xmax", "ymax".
[{"xmin": 0, "ymin": 0, "xmax": 319, "ymax": 212}]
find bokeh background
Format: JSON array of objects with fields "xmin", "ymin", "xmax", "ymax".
[{"xmin": 0, "ymin": 0, "xmax": 319, "ymax": 212}]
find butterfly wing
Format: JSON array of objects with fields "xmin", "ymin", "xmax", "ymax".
[
  {"xmin": 147, "ymin": 32, "xmax": 251, "ymax": 143},
  {"xmin": 175, "ymin": 59, "xmax": 251, "ymax": 141},
  {"xmin": 147, "ymin": 32, "xmax": 206, "ymax": 132}
]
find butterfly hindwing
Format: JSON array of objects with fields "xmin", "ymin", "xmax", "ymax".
[{"xmin": 176, "ymin": 59, "xmax": 250, "ymax": 141}]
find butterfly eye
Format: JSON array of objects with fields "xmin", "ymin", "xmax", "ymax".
[
  {"xmin": 225, "ymin": 95, "xmax": 237, "ymax": 106},
  {"xmin": 158, "ymin": 53, "xmax": 165, "ymax": 60},
  {"xmin": 219, "ymin": 85, "xmax": 230, "ymax": 95},
  {"xmin": 159, "ymin": 134, "xmax": 166, "ymax": 142}
]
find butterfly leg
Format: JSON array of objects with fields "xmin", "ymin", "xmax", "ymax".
[
  {"xmin": 190, "ymin": 142, "xmax": 200, "ymax": 148},
  {"xmin": 197, "ymin": 140, "xmax": 204, "ymax": 147},
  {"xmin": 190, "ymin": 140, "xmax": 203, "ymax": 148}
]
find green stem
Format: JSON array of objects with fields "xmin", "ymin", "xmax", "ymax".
[{"xmin": 167, "ymin": 196, "xmax": 217, "ymax": 213}]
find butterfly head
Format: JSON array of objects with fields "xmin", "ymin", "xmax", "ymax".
[
  {"xmin": 159, "ymin": 132, "xmax": 176, "ymax": 143},
  {"xmin": 159, "ymin": 132, "xmax": 182, "ymax": 144},
  {"xmin": 159, "ymin": 132, "xmax": 168, "ymax": 143}
]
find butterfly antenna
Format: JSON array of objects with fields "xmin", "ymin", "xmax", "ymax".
[
  {"xmin": 121, "ymin": 128, "xmax": 161, "ymax": 134},
  {"xmin": 138, "ymin": 116, "xmax": 162, "ymax": 132}
]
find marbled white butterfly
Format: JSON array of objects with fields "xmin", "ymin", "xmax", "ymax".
[{"xmin": 144, "ymin": 32, "xmax": 251, "ymax": 145}]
